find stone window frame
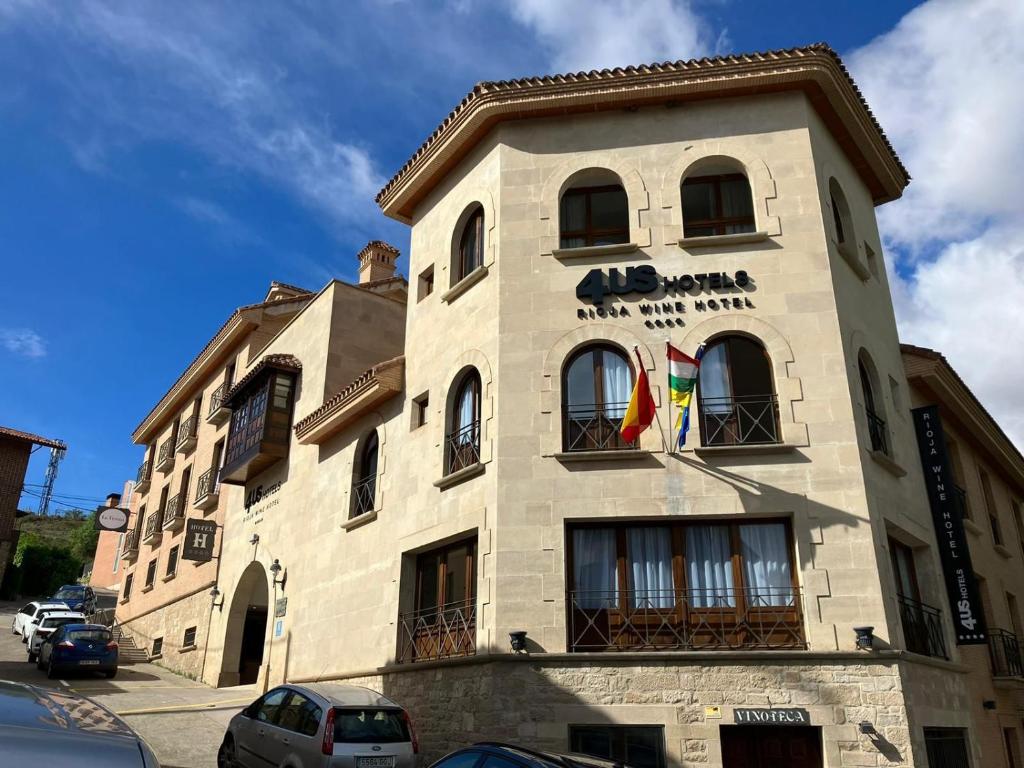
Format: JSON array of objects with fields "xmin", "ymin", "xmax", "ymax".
[
  {"xmin": 660, "ymin": 145, "xmax": 781, "ymax": 246},
  {"xmin": 538, "ymin": 157, "xmax": 651, "ymax": 257},
  {"xmin": 677, "ymin": 316, "xmax": 808, "ymax": 451},
  {"xmin": 343, "ymin": 415, "xmax": 390, "ymax": 530},
  {"xmin": 433, "ymin": 350, "xmax": 495, "ymax": 488},
  {"xmin": 441, "ymin": 192, "xmax": 497, "ymax": 303}
]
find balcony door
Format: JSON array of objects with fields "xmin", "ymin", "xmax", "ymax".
[
  {"xmin": 563, "ymin": 344, "xmax": 634, "ymax": 451},
  {"xmin": 698, "ymin": 336, "xmax": 779, "ymax": 446},
  {"xmin": 405, "ymin": 539, "xmax": 477, "ymax": 661}
]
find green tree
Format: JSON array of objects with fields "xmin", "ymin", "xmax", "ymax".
[{"xmin": 68, "ymin": 510, "xmax": 99, "ymax": 562}]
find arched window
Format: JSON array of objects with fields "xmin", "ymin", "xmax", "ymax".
[
  {"xmin": 446, "ymin": 369, "xmax": 481, "ymax": 474},
  {"xmin": 456, "ymin": 205, "xmax": 484, "ymax": 282},
  {"xmin": 562, "ymin": 344, "xmax": 635, "ymax": 452},
  {"xmin": 560, "ymin": 171, "xmax": 629, "ymax": 249},
  {"xmin": 681, "ymin": 163, "xmax": 755, "ymax": 238},
  {"xmin": 828, "ymin": 178, "xmax": 854, "ymax": 247},
  {"xmin": 351, "ymin": 430, "xmax": 379, "ymax": 518},
  {"xmin": 859, "ymin": 355, "xmax": 889, "ymax": 455},
  {"xmin": 697, "ymin": 335, "xmax": 779, "ymax": 446}
]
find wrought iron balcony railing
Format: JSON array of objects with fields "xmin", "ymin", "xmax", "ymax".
[
  {"xmin": 143, "ymin": 510, "xmax": 164, "ymax": 541},
  {"xmin": 568, "ymin": 587, "xmax": 805, "ymax": 652},
  {"xmin": 162, "ymin": 493, "xmax": 185, "ymax": 530},
  {"xmin": 563, "ymin": 402, "xmax": 636, "ymax": 452},
  {"xmin": 156, "ymin": 438, "xmax": 175, "ymax": 473},
  {"xmin": 398, "ymin": 602, "xmax": 477, "ymax": 663},
  {"xmin": 176, "ymin": 415, "xmax": 198, "ymax": 453},
  {"xmin": 989, "ymin": 628, "xmax": 1024, "ymax": 678},
  {"xmin": 193, "ymin": 466, "xmax": 220, "ymax": 510},
  {"xmin": 351, "ymin": 474, "xmax": 376, "ymax": 517},
  {"xmin": 444, "ymin": 420, "xmax": 481, "ymax": 475},
  {"xmin": 866, "ymin": 408, "xmax": 889, "ymax": 455},
  {"xmin": 120, "ymin": 529, "xmax": 139, "ymax": 559},
  {"xmin": 135, "ymin": 461, "xmax": 152, "ymax": 493},
  {"xmin": 207, "ymin": 381, "xmax": 231, "ymax": 425},
  {"xmin": 698, "ymin": 394, "xmax": 781, "ymax": 447},
  {"xmin": 897, "ymin": 594, "xmax": 948, "ymax": 659}
]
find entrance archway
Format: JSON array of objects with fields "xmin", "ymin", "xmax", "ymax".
[{"xmin": 219, "ymin": 561, "xmax": 270, "ymax": 687}]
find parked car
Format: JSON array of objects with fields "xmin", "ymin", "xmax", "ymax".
[
  {"xmin": 37, "ymin": 622, "xmax": 118, "ymax": 679},
  {"xmin": 26, "ymin": 610, "xmax": 86, "ymax": 663},
  {"xmin": 10, "ymin": 600, "xmax": 70, "ymax": 642},
  {"xmin": 218, "ymin": 683, "xmax": 418, "ymax": 768},
  {"xmin": 429, "ymin": 744, "xmax": 627, "ymax": 768},
  {"xmin": 0, "ymin": 679, "xmax": 159, "ymax": 766},
  {"xmin": 50, "ymin": 583, "xmax": 97, "ymax": 614}
]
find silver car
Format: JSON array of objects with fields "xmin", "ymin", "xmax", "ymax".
[{"xmin": 219, "ymin": 684, "xmax": 418, "ymax": 768}]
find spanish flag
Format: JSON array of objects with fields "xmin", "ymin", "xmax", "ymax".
[{"xmin": 619, "ymin": 348, "xmax": 656, "ymax": 444}]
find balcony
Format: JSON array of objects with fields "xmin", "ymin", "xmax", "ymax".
[
  {"xmin": 398, "ymin": 602, "xmax": 477, "ymax": 663},
  {"xmin": 162, "ymin": 493, "xmax": 185, "ymax": 531},
  {"xmin": 135, "ymin": 461, "xmax": 152, "ymax": 494},
  {"xmin": 350, "ymin": 474, "xmax": 376, "ymax": 518},
  {"xmin": 176, "ymin": 416, "xmax": 198, "ymax": 454},
  {"xmin": 866, "ymin": 408, "xmax": 889, "ymax": 455},
  {"xmin": 120, "ymin": 529, "xmax": 139, "ymax": 560},
  {"xmin": 444, "ymin": 420, "xmax": 482, "ymax": 476},
  {"xmin": 898, "ymin": 595, "xmax": 949, "ymax": 659},
  {"xmin": 142, "ymin": 510, "xmax": 164, "ymax": 543},
  {"xmin": 563, "ymin": 403, "xmax": 636, "ymax": 453},
  {"xmin": 698, "ymin": 395, "xmax": 781, "ymax": 447},
  {"xmin": 193, "ymin": 467, "xmax": 220, "ymax": 511},
  {"xmin": 989, "ymin": 628, "xmax": 1024, "ymax": 678},
  {"xmin": 155, "ymin": 438, "xmax": 175, "ymax": 474},
  {"xmin": 568, "ymin": 587, "xmax": 805, "ymax": 652},
  {"xmin": 207, "ymin": 382, "xmax": 231, "ymax": 426},
  {"xmin": 219, "ymin": 363, "xmax": 298, "ymax": 485}
]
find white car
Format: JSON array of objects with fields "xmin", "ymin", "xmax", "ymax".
[
  {"xmin": 26, "ymin": 611, "xmax": 86, "ymax": 663},
  {"xmin": 11, "ymin": 601, "xmax": 71, "ymax": 643}
]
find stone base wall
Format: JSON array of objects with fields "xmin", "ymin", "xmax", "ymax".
[
  {"xmin": 340, "ymin": 655, "xmax": 933, "ymax": 767},
  {"xmin": 119, "ymin": 589, "xmax": 212, "ymax": 681}
]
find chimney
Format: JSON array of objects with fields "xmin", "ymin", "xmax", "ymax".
[
  {"xmin": 357, "ymin": 241, "xmax": 400, "ymax": 284},
  {"xmin": 105, "ymin": 493, "xmax": 122, "ymax": 508}
]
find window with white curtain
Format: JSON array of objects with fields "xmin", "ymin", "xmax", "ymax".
[
  {"xmin": 739, "ymin": 523, "xmax": 793, "ymax": 606},
  {"xmin": 686, "ymin": 525, "xmax": 735, "ymax": 607},
  {"xmin": 627, "ymin": 527, "xmax": 674, "ymax": 608},
  {"xmin": 572, "ymin": 528, "xmax": 618, "ymax": 609},
  {"xmin": 563, "ymin": 344, "xmax": 635, "ymax": 452}
]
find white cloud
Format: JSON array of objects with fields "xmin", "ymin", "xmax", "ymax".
[
  {"xmin": 506, "ymin": 0, "xmax": 710, "ymax": 73},
  {"xmin": 849, "ymin": 0, "xmax": 1024, "ymax": 449},
  {"xmin": 0, "ymin": 328, "xmax": 47, "ymax": 358}
]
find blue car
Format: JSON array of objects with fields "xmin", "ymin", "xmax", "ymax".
[
  {"xmin": 50, "ymin": 583, "xmax": 97, "ymax": 614},
  {"xmin": 37, "ymin": 623, "xmax": 118, "ymax": 679}
]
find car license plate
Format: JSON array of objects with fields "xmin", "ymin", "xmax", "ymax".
[
  {"xmin": 79, "ymin": 660, "xmax": 100, "ymax": 665},
  {"xmin": 356, "ymin": 757, "xmax": 395, "ymax": 768}
]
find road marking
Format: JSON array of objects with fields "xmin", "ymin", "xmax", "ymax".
[
  {"xmin": 115, "ymin": 697, "xmax": 252, "ymax": 716},
  {"xmin": 59, "ymin": 680, "xmax": 69, "ymax": 688},
  {"xmin": 71, "ymin": 684, "xmax": 210, "ymax": 692}
]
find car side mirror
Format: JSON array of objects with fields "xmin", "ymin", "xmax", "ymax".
[{"xmin": 243, "ymin": 701, "xmax": 261, "ymax": 718}]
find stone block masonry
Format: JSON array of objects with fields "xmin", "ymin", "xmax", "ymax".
[{"xmin": 118, "ymin": 588, "xmax": 213, "ymax": 681}]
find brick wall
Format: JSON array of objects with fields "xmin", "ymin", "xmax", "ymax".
[{"xmin": 0, "ymin": 437, "xmax": 32, "ymax": 586}]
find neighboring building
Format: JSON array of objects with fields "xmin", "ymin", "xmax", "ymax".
[
  {"xmin": 114, "ymin": 281, "xmax": 317, "ymax": 672},
  {"xmin": 89, "ymin": 484, "xmax": 134, "ymax": 590},
  {"xmin": 125, "ymin": 45, "xmax": 1024, "ymax": 768},
  {"xmin": 902, "ymin": 344, "xmax": 1024, "ymax": 768},
  {"xmin": 0, "ymin": 426, "xmax": 65, "ymax": 586}
]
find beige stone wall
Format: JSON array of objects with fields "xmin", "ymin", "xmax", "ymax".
[{"xmin": 118, "ymin": 587, "xmax": 213, "ymax": 680}]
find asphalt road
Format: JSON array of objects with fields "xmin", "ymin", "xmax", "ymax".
[{"xmin": 0, "ymin": 601, "xmax": 258, "ymax": 768}]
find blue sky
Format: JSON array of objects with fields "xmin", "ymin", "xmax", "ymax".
[{"xmin": 1, "ymin": 0, "xmax": 1022, "ymax": 512}]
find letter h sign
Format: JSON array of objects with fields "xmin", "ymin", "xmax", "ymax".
[{"xmin": 183, "ymin": 519, "xmax": 218, "ymax": 562}]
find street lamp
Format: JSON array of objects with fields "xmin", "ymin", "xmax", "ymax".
[
  {"xmin": 270, "ymin": 558, "xmax": 286, "ymax": 588},
  {"xmin": 209, "ymin": 585, "xmax": 224, "ymax": 612}
]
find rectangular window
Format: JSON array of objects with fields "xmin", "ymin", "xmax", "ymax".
[
  {"xmin": 166, "ymin": 546, "xmax": 179, "ymax": 578},
  {"xmin": 122, "ymin": 573, "xmax": 133, "ymax": 601},
  {"xmin": 980, "ymin": 470, "xmax": 1004, "ymax": 545},
  {"xmin": 152, "ymin": 637, "xmax": 163, "ymax": 657},
  {"xmin": 924, "ymin": 728, "xmax": 971, "ymax": 768},
  {"xmin": 145, "ymin": 559, "xmax": 157, "ymax": 588},
  {"xmin": 888, "ymin": 538, "xmax": 920, "ymax": 601},
  {"xmin": 418, "ymin": 265, "xmax": 435, "ymax": 301},
  {"xmin": 114, "ymin": 533, "xmax": 123, "ymax": 572},
  {"xmin": 412, "ymin": 391, "xmax": 429, "ymax": 430},
  {"xmin": 569, "ymin": 725, "xmax": 665, "ymax": 768},
  {"xmin": 183, "ymin": 626, "xmax": 197, "ymax": 648},
  {"xmin": 1008, "ymin": 593, "xmax": 1022, "ymax": 640},
  {"xmin": 567, "ymin": 519, "xmax": 801, "ymax": 651}
]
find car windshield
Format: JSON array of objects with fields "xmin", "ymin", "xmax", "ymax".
[
  {"xmin": 333, "ymin": 708, "xmax": 409, "ymax": 743},
  {"xmin": 54, "ymin": 587, "xmax": 85, "ymax": 599},
  {"xmin": 41, "ymin": 617, "xmax": 80, "ymax": 630},
  {"xmin": 67, "ymin": 629, "xmax": 110, "ymax": 642}
]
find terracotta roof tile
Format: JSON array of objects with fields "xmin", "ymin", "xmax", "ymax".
[
  {"xmin": 294, "ymin": 356, "xmax": 404, "ymax": 439},
  {"xmin": 0, "ymin": 426, "xmax": 65, "ymax": 450}
]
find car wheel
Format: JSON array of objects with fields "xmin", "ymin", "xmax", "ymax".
[
  {"xmin": 28, "ymin": 651, "xmax": 37, "ymax": 664},
  {"xmin": 46, "ymin": 658, "xmax": 58, "ymax": 680},
  {"xmin": 36, "ymin": 654, "xmax": 45, "ymax": 670},
  {"xmin": 217, "ymin": 734, "xmax": 237, "ymax": 768},
  {"xmin": 104, "ymin": 669, "xmax": 117, "ymax": 679}
]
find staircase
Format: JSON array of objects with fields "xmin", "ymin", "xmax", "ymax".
[{"xmin": 110, "ymin": 625, "xmax": 150, "ymax": 664}]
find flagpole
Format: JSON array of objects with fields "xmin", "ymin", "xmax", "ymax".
[{"xmin": 665, "ymin": 340, "xmax": 673, "ymax": 455}]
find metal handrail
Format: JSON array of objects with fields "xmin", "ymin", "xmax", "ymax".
[
  {"xmin": 136, "ymin": 461, "xmax": 151, "ymax": 486},
  {"xmin": 121, "ymin": 529, "xmax": 139, "ymax": 556},
  {"xmin": 562, "ymin": 401, "xmax": 635, "ymax": 452},
  {"xmin": 398, "ymin": 602, "xmax": 477, "ymax": 662},
  {"xmin": 568, "ymin": 587, "xmax": 805, "ymax": 652},
  {"xmin": 196, "ymin": 466, "xmax": 220, "ymax": 501},
  {"xmin": 208, "ymin": 382, "xmax": 229, "ymax": 418},
  {"xmin": 989, "ymin": 628, "xmax": 1024, "ymax": 677},
  {"xmin": 866, "ymin": 408, "xmax": 889, "ymax": 455},
  {"xmin": 351, "ymin": 474, "xmax": 376, "ymax": 517},
  {"xmin": 698, "ymin": 394, "xmax": 780, "ymax": 447},
  {"xmin": 163, "ymin": 493, "xmax": 184, "ymax": 527},
  {"xmin": 157, "ymin": 438, "xmax": 174, "ymax": 466},
  {"xmin": 176, "ymin": 416, "xmax": 197, "ymax": 448},
  {"xmin": 143, "ymin": 510, "xmax": 164, "ymax": 538},
  {"xmin": 444, "ymin": 420, "xmax": 481, "ymax": 475},
  {"xmin": 897, "ymin": 594, "xmax": 948, "ymax": 659}
]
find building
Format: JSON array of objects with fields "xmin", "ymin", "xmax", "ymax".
[
  {"xmin": 89, "ymin": 483, "xmax": 134, "ymax": 591},
  {"xmin": 0, "ymin": 425, "xmax": 65, "ymax": 586},
  {"xmin": 121, "ymin": 45, "xmax": 1023, "ymax": 767}
]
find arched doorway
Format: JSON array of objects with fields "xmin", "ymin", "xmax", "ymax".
[{"xmin": 220, "ymin": 561, "xmax": 270, "ymax": 687}]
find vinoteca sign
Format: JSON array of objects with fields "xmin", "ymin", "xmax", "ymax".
[{"xmin": 734, "ymin": 708, "xmax": 810, "ymax": 725}]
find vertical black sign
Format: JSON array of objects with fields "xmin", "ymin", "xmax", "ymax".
[
  {"xmin": 182, "ymin": 519, "xmax": 217, "ymax": 562},
  {"xmin": 912, "ymin": 405, "xmax": 987, "ymax": 644}
]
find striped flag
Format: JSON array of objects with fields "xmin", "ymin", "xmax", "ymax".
[
  {"xmin": 668, "ymin": 343, "xmax": 703, "ymax": 448},
  {"xmin": 619, "ymin": 348, "xmax": 656, "ymax": 444}
]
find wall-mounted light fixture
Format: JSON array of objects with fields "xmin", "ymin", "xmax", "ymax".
[
  {"xmin": 983, "ymin": 700, "xmax": 997, "ymax": 710},
  {"xmin": 854, "ymin": 626, "xmax": 875, "ymax": 650},
  {"xmin": 209, "ymin": 585, "xmax": 224, "ymax": 612},
  {"xmin": 249, "ymin": 533, "xmax": 260, "ymax": 546},
  {"xmin": 270, "ymin": 558, "xmax": 286, "ymax": 589},
  {"xmin": 858, "ymin": 721, "xmax": 876, "ymax": 735},
  {"xmin": 509, "ymin": 630, "xmax": 528, "ymax": 653}
]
